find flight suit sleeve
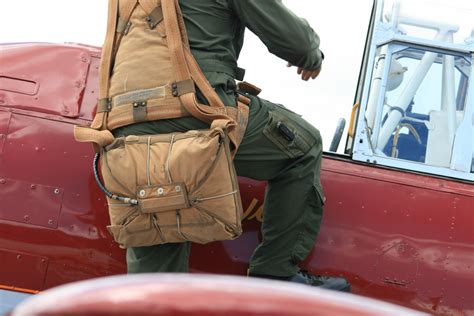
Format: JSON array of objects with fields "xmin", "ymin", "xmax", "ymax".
[{"xmin": 230, "ymin": 0, "xmax": 324, "ymax": 70}]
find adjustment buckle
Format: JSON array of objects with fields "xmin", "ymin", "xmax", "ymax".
[
  {"xmin": 146, "ymin": 6, "xmax": 164, "ymax": 30},
  {"xmin": 123, "ymin": 21, "xmax": 132, "ymax": 35},
  {"xmin": 98, "ymin": 98, "xmax": 112, "ymax": 113}
]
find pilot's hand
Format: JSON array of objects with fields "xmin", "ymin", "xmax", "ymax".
[{"xmin": 287, "ymin": 63, "xmax": 322, "ymax": 81}]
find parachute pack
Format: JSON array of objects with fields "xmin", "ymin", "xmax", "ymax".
[{"xmin": 75, "ymin": 0, "xmax": 249, "ymax": 248}]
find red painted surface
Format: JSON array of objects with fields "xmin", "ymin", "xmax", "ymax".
[
  {"xmin": 0, "ymin": 43, "xmax": 473, "ymax": 314},
  {"xmin": 12, "ymin": 275, "xmax": 420, "ymax": 316},
  {"xmin": 309, "ymin": 158, "xmax": 474, "ymax": 314},
  {"xmin": 0, "ymin": 44, "xmax": 125, "ymax": 291}
]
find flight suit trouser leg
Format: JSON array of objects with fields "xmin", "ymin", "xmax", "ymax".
[
  {"xmin": 113, "ymin": 95, "xmax": 324, "ymax": 277},
  {"xmin": 126, "ymin": 242, "xmax": 191, "ymax": 273},
  {"xmin": 235, "ymin": 96, "xmax": 325, "ymax": 277}
]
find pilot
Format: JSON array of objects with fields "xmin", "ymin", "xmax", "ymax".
[{"xmin": 113, "ymin": 0, "xmax": 350, "ymax": 292}]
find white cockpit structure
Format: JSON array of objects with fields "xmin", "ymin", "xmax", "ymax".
[{"xmin": 350, "ymin": 0, "xmax": 474, "ymax": 181}]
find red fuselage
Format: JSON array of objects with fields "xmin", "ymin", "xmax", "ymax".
[{"xmin": 0, "ymin": 43, "xmax": 472, "ymax": 314}]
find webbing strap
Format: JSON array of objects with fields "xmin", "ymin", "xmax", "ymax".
[
  {"xmin": 146, "ymin": 6, "xmax": 164, "ymax": 29},
  {"xmin": 107, "ymin": 100, "xmax": 189, "ymax": 130},
  {"xmin": 162, "ymin": 0, "xmax": 226, "ymax": 112},
  {"xmin": 99, "ymin": 0, "xmax": 137, "ymax": 101},
  {"xmin": 162, "ymin": 0, "xmax": 190, "ymax": 86},
  {"xmin": 98, "ymin": 0, "xmax": 118, "ymax": 101},
  {"xmin": 120, "ymin": 0, "xmax": 139, "ymax": 25},
  {"xmin": 161, "ymin": 0, "xmax": 250, "ymax": 150},
  {"xmin": 138, "ymin": 0, "xmax": 154, "ymax": 11},
  {"xmin": 172, "ymin": 79, "xmax": 196, "ymax": 97},
  {"xmin": 174, "ymin": 0, "xmax": 190, "ymax": 49},
  {"xmin": 133, "ymin": 101, "xmax": 148, "ymax": 123},
  {"xmin": 93, "ymin": 0, "xmax": 138, "ymax": 129},
  {"xmin": 92, "ymin": 0, "xmax": 248, "ymax": 152},
  {"xmin": 165, "ymin": 0, "xmax": 231, "ymax": 112},
  {"xmin": 113, "ymin": 85, "xmax": 167, "ymax": 106},
  {"xmin": 97, "ymin": 98, "xmax": 112, "ymax": 113},
  {"xmin": 138, "ymin": 1, "xmax": 164, "ymax": 34},
  {"xmin": 92, "ymin": 0, "xmax": 120, "ymax": 129},
  {"xmin": 116, "ymin": 18, "xmax": 131, "ymax": 34},
  {"xmin": 74, "ymin": 126, "xmax": 115, "ymax": 153},
  {"xmin": 184, "ymin": 49, "xmax": 226, "ymax": 108},
  {"xmin": 115, "ymin": 1, "xmax": 139, "ymax": 48}
]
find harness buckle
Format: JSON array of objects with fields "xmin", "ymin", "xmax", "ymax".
[
  {"xmin": 146, "ymin": 6, "xmax": 164, "ymax": 30},
  {"xmin": 98, "ymin": 98, "xmax": 112, "ymax": 113},
  {"xmin": 123, "ymin": 21, "xmax": 132, "ymax": 35}
]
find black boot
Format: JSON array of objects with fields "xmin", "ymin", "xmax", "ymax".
[
  {"xmin": 249, "ymin": 270, "xmax": 351, "ymax": 293},
  {"xmin": 288, "ymin": 270, "xmax": 351, "ymax": 292}
]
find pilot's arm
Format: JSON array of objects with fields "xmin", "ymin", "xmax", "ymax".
[{"xmin": 231, "ymin": 0, "xmax": 324, "ymax": 74}]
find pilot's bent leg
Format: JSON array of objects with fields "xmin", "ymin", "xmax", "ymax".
[
  {"xmin": 113, "ymin": 95, "xmax": 324, "ymax": 276},
  {"xmin": 235, "ymin": 96, "xmax": 325, "ymax": 277},
  {"xmin": 127, "ymin": 242, "xmax": 191, "ymax": 273}
]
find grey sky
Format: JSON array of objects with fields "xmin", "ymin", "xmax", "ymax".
[{"xmin": 1, "ymin": 0, "xmax": 471, "ymax": 151}]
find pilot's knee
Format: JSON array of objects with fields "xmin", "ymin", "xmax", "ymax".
[{"xmin": 304, "ymin": 124, "xmax": 323, "ymax": 157}]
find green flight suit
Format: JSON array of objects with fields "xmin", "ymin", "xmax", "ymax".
[{"xmin": 113, "ymin": 0, "xmax": 325, "ymax": 278}]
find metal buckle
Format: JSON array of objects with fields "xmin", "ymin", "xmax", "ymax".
[
  {"xmin": 146, "ymin": 6, "xmax": 164, "ymax": 30},
  {"xmin": 98, "ymin": 98, "xmax": 112, "ymax": 112},
  {"xmin": 123, "ymin": 21, "xmax": 132, "ymax": 35}
]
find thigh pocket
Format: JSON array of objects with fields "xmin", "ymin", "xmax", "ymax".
[{"xmin": 263, "ymin": 110, "xmax": 317, "ymax": 159}]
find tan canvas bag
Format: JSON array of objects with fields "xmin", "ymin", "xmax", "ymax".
[
  {"xmin": 101, "ymin": 125, "xmax": 243, "ymax": 248},
  {"xmin": 75, "ymin": 0, "xmax": 250, "ymax": 247}
]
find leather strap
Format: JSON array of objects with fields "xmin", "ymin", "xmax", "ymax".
[
  {"xmin": 92, "ymin": 0, "xmax": 120, "ymax": 129},
  {"xmin": 93, "ymin": 0, "xmax": 138, "ymax": 129},
  {"xmin": 184, "ymin": 49, "xmax": 226, "ymax": 109},
  {"xmin": 99, "ymin": 0, "xmax": 118, "ymax": 102},
  {"xmin": 116, "ymin": 18, "xmax": 130, "ymax": 34},
  {"xmin": 138, "ymin": 0, "xmax": 159, "ymax": 15},
  {"xmin": 107, "ymin": 99, "xmax": 188, "ymax": 130},
  {"xmin": 146, "ymin": 5, "xmax": 164, "ymax": 29},
  {"xmin": 115, "ymin": 1, "xmax": 139, "ymax": 50},
  {"xmin": 172, "ymin": 79, "xmax": 196, "ymax": 97},
  {"xmin": 162, "ymin": 0, "xmax": 226, "ymax": 114},
  {"xmin": 90, "ymin": 0, "xmax": 249, "ymax": 153},
  {"xmin": 162, "ymin": 0, "xmax": 191, "ymax": 85},
  {"xmin": 161, "ymin": 0, "xmax": 249, "ymax": 151},
  {"xmin": 74, "ymin": 126, "xmax": 115, "ymax": 153},
  {"xmin": 237, "ymin": 81, "xmax": 262, "ymax": 96},
  {"xmin": 132, "ymin": 100, "xmax": 148, "ymax": 123},
  {"xmin": 116, "ymin": 0, "xmax": 138, "ymax": 35},
  {"xmin": 97, "ymin": 98, "xmax": 112, "ymax": 113}
]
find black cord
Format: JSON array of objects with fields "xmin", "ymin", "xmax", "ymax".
[{"xmin": 93, "ymin": 153, "xmax": 138, "ymax": 205}]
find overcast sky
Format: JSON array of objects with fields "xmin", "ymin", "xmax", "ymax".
[{"xmin": 0, "ymin": 0, "xmax": 472, "ymax": 151}]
